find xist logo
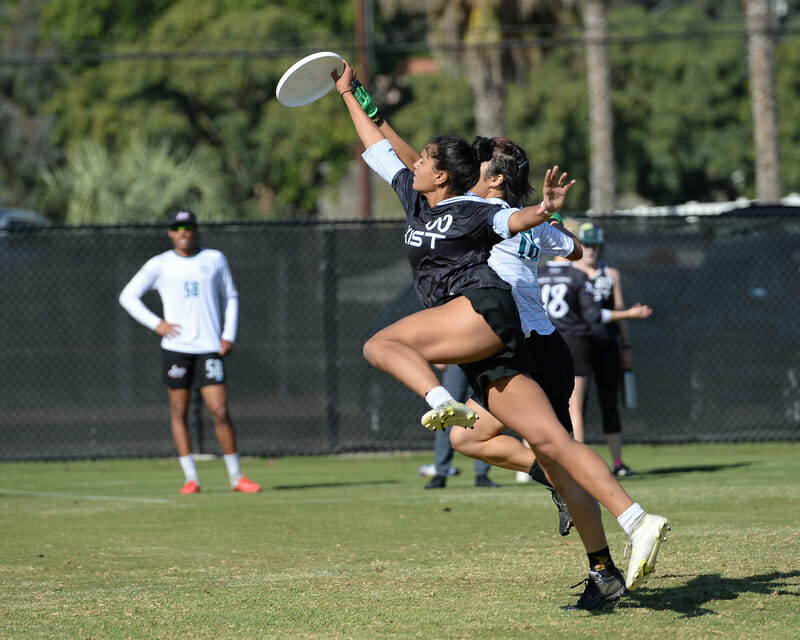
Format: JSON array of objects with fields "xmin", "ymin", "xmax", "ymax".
[
  {"xmin": 404, "ymin": 214, "xmax": 453, "ymax": 249},
  {"xmin": 167, "ymin": 364, "xmax": 187, "ymax": 379}
]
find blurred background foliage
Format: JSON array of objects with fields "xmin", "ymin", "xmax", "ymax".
[{"xmin": 0, "ymin": 0, "xmax": 798, "ymax": 222}]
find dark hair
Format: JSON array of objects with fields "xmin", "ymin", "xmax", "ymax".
[
  {"xmin": 428, "ymin": 135, "xmax": 479, "ymax": 195},
  {"xmin": 472, "ymin": 136, "xmax": 533, "ymax": 207}
]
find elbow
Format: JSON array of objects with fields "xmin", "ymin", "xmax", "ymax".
[{"xmin": 568, "ymin": 242, "xmax": 583, "ymax": 261}]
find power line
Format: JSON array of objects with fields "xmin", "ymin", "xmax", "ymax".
[{"xmin": 0, "ymin": 22, "xmax": 797, "ymax": 69}]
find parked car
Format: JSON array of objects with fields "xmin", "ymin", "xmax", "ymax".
[
  {"xmin": 0, "ymin": 208, "xmax": 51, "ymax": 236},
  {"xmin": 678, "ymin": 232, "xmax": 800, "ymax": 438}
]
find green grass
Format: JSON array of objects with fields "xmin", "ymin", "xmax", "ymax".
[{"xmin": 2, "ymin": 443, "xmax": 798, "ymax": 639}]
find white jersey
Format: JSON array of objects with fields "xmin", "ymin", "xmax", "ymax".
[
  {"xmin": 486, "ymin": 197, "xmax": 575, "ymax": 336},
  {"xmin": 119, "ymin": 248, "xmax": 239, "ymax": 354}
]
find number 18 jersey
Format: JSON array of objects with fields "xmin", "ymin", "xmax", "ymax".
[{"xmin": 537, "ymin": 261, "xmax": 596, "ymax": 338}]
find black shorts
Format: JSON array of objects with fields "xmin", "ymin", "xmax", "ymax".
[
  {"xmin": 161, "ymin": 350, "xmax": 226, "ymax": 390},
  {"xmin": 564, "ymin": 335, "xmax": 592, "ymax": 376},
  {"xmin": 455, "ymin": 287, "xmax": 532, "ymax": 407},
  {"xmin": 524, "ymin": 330, "xmax": 575, "ymax": 433},
  {"xmin": 465, "ymin": 329, "xmax": 575, "ymax": 434}
]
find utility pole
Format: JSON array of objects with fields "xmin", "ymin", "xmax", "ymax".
[
  {"xmin": 745, "ymin": 0, "xmax": 782, "ymax": 203},
  {"xmin": 354, "ymin": 0, "xmax": 373, "ymax": 218}
]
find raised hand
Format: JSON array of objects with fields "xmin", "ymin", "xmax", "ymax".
[{"xmin": 541, "ymin": 165, "xmax": 576, "ymax": 213}]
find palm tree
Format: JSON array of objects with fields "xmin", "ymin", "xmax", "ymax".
[
  {"xmin": 377, "ymin": 0, "xmax": 577, "ymax": 137},
  {"xmin": 744, "ymin": 0, "xmax": 782, "ymax": 203},
  {"xmin": 583, "ymin": 0, "xmax": 615, "ymax": 214}
]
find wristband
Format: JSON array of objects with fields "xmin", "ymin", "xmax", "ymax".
[
  {"xmin": 548, "ymin": 212, "xmax": 563, "ymax": 225},
  {"xmin": 622, "ymin": 344, "xmax": 632, "ymax": 349},
  {"xmin": 351, "ymin": 80, "xmax": 384, "ymax": 126},
  {"xmin": 341, "ymin": 89, "xmax": 353, "ymax": 97}
]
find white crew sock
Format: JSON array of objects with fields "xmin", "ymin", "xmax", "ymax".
[
  {"xmin": 425, "ymin": 386, "xmax": 456, "ymax": 409},
  {"xmin": 179, "ymin": 454, "xmax": 199, "ymax": 484},
  {"xmin": 617, "ymin": 502, "xmax": 647, "ymax": 536},
  {"xmin": 224, "ymin": 453, "xmax": 242, "ymax": 486}
]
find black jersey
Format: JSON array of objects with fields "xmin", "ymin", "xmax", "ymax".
[
  {"xmin": 392, "ymin": 168, "xmax": 511, "ymax": 308},
  {"xmin": 586, "ymin": 262, "xmax": 619, "ymax": 341},
  {"xmin": 537, "ymin": 262, "xmax": 602, "ymax": 338}
]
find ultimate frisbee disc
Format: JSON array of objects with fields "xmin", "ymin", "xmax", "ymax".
[{"xmin": 276, "ymin": 51, "xmax": 345, "ymax": 107}]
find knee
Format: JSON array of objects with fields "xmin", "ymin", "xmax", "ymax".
[
  {"xmin": 362, "ymin": 336, "xmax": 378, "ymax": 366},
  {"xmin": 533, "ymin": 431, "xmax": 575, "ymax": 464},
  {"xmin": 207, "ymin": 404, "xmax": 229, "ymax": 426},
  {"xmin": 362, "ymin": 334, "xmax": 387, "ymax": 367},
  {"xmin": 449, "ymin": 426, "xmax": 474, "ymax": 454}
]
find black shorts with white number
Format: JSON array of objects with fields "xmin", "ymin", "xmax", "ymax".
[{"xmin": 161, "ymin": 349, "xmax": 226, "ymax": 390}]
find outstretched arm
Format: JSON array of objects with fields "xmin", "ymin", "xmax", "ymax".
[
  {"xmin": 379, "ymin": 120, "xmax": 419, "ymax": 170},
  {"xmin": 332, "ymin": 59, "xmax": 385, "ymax": 150},
  {"xmin": 349, "ymin": 79, "xmax": 419, "ymax": 169}
]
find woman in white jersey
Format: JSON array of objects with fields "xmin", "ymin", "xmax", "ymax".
[
  {"xmin": 454, "ymin": 136, "xmax": 629, "ymax": 609},
  {"xmin": 119, "ymin": 210, "xmax": 260, "ymax": 495},
  {"xmin": 334, "ymin": 60, "xmax": 669, "ymax": 602}
]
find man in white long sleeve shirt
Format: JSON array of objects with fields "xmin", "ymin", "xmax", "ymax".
[{"xmin": 119, "ymin": 210, "xmax": 260, "ymax": 494}]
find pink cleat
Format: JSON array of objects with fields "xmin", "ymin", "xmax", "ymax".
[
  {"xmin": 233, "ymin": 476, "xmax": 261, "ymax": 493},
  {"xmin": 180, "ymin": 480, "xmax": 200, "ymax": 494}
]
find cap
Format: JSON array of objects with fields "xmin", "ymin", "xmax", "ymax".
[
  {"xmin": 168, "ymin": 210, "xmax": 197, "ymax": 229},
  {"xmin": 578, "ymin": 222, "xmax": 604, "ymax": 245}
]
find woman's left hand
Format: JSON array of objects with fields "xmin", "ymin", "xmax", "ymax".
[{"xmin": 541, "ymin": 165, "xmax": 576, "ymax": 213}]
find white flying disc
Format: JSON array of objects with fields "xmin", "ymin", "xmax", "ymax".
[{"xmin": 276, "ymin": 51, "xmax": 345, "ymax": 107}]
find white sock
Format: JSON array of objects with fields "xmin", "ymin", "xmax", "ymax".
[
  {"xmin": 617, "ymin": 502, "xmax": 647, "ymax": 536},
  {"xmin": 224, "ymin": 453, "xmax": 242, "ymax": 486},
  {"xmin": 179, "ymin": 455, "xmax": 199, "ymax": 484},
  {"xmin": 425, "ymin": 386, "xmax": 456, "ymax": 409}
]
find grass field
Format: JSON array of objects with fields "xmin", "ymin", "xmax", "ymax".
[{"xmin": 2, "ymin": 442, "xmax": 798, "ymax": 639}]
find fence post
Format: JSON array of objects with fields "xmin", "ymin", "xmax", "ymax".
[{"xmin": 321, "ymin": 227, "xmax": 339, "ymax": 451}]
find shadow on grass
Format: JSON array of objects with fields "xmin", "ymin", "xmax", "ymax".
[
  {"xmin": 621, "ymin": 570, "xmax": 800, "ymax": 617},
  {"xmin": 643, "ymin": 462, "xmax": 752, "ymax": 476},
  {"xmin": 272, "ymin": 480, "xmax": 399, "ymax": 490}
]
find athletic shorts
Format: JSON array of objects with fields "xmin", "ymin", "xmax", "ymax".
[
  {"xmin": 563, "ymin": 335, "xmax": 592, "ymax": 376},
  {"xmin": 465, "ymin": 329, "xmax": 575, "ymax": 434},
  {"xmin": 524, "ymin": 330, "xmax": 575, "ymax": 433},
  {"xmin": 161, "ymin": 349, "xmax": 226, "ymax": 390},
  {"xmin": 455, "ymin": 287, "xmax": 532, "ymax": 407}
]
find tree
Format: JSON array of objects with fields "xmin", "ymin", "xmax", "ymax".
[
  {"xmin": 40, "ymin": 0, "xmax": 360, "ymax": 219},
  {"xmin": 743, "ymin": 0, "xmax": 782, "ymax": 202},
  {"xmin": 40, "ymin": 132, "xmax": 228, "ymax": 224},
  {"xmin": 583, "ymin": 0, "xmax": 615, "ymax": 214},
  {"xmin": 377, "ymin": 0, "xmax": 578, "ymax": 137},
  {"xmin": 0, "ymin": 0, "xmax": 61, "ymax": 210}
]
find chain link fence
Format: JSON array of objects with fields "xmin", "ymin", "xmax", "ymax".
[{"xmin": 2, "ymin": 207, "xmax": 799, "ymax": 461}]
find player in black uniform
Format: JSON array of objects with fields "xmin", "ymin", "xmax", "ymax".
[
  {"xmin": 332, "ymin": 59, "xmax": 669, "ymax": 598},
  {"xmin": 570, "ymin": 223, "xmax": 652, "ymax": 476}
]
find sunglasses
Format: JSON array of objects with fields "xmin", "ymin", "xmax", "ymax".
[{"xmin": 170, "ymin": 225, "xmax": 197, "ymax": 231}]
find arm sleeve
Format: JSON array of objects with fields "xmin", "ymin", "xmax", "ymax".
[
  {"xmin": 219, "ymin": 255, "xmax": 239, "ymax": 343},
  {"xmin": 119, "ymin": 260, "xmax": 162, "ymax": 331},
  {"xmin": 361, "ymin": 139, "xmax": 406, "ymax": 185},
  {"xmin": 491, "ymin": 207, "xmax": 517, "ymax": 239},
  {"xmin": 538, "ymin": 222, "xmax": 576, "ymax": 258}
]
